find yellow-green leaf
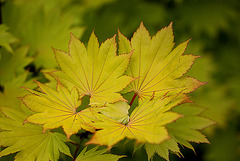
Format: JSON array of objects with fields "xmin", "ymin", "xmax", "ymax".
[
  {"xmin": 21, "ymin": 81, "xmax": 97, "ymax": 139},
  {"xmin": 87, "ymin": 94, "xmax": 187, "ymax": 148},
  {"xmin": 0, "ymin": 72, "xmax": 36, "ymax": 108},
  {"xmin": 99, "ymin": 101, "xmax": 130, "ymax": 124},
  {"xmin": 145, "ymin": 139, "xmax": 180, "ymax": 161},
  {"xmin": 51, "ymin": 33, "xmax": 135, "ymax": 105},
  {"xmin": 167, "ymin": 105, "xmax": 215, "ymax": 145},
  {"xmin": 118, "ymin": 23, "xmax": 205, "ymax": 101},
  {"xmin": 76, "ymin": 146, "xmax": 124, "ymax": 161},
  {"xmin": 137, "ymin": 105, "xmax": 214, "ymax": 161},
  {"xmin": 0, "ymin": 106, "xmax": 72, "ymax": 161}
]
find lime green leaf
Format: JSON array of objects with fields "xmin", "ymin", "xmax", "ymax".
[
  {"xmin": 0, "ymin": 72, "xmax": 36, "ymax": 108},
  {"xmin": 118, "ymin": 23, "xmax": 204, "ymax": 101},
  {"xmin": 168, "ymin": 105, "xmax": 214, "ymax": 149},
  {"xmin": 186, "ymin": 51, "xmax": 235, "ymax": 134},
  {"xmin": 145, "ymin": 138, "xmax": 180, "ymax": 161},
  {"xmin": 133, "ymin": 143, "xmax": 144, "ymax": 154},
  {"xmin": 167, "ymin": 106, "xmax": 213, "ymax": 145},
  {"xmin": 21, "ymin": 81, "xmax": 97, "ymax": 139},
  {"xmin": 0, "ymin": 24, "xmax": 18, "ymax": 53},
  {"xmin": 76, "ymin": 146, "xmax": 124, "ymax": 161},
  {"xmin": 0, "ymin": 106, "xmax": 72, "ymax": 161},
  {"xmin": 87, "ymin": 94, "xmax": 186, "ymax": 148},
  {"xmin": 195, "ymin": 85, "xmax": 235, "ymax": 134},
  {"xmin": 141, "ymin": 105, "xmax": 214, "ymax": 160},
  {"xmin": 51, "ymin": 33, "xmax": 135, "ymax": 105}
]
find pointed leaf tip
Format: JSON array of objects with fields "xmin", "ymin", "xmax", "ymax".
[
  {"xmin": 90, "ymin": 30, "xmax": 98, "ymax": 40},
  {"xmin": 22, "ymin": 81, "xmax": 97, "ymax": 138},
  {"xmin": 69, "ymin": 33, "xmax": 82, "ymax": 49},
  {"xmin": 52, "ymin": 26, "xmax": 133, "ymax": 104},
  {"xmin": 118, "ymin": 22, "xmax": 205, "ymax": 103},
  {"xmin": 138, "ymin": 22, "xmax": 147, "ymax": 31}
]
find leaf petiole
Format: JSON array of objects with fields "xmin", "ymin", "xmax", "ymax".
[{"xmin": 129, "ymin": 93, "xmax": 138, "ymax": 106}]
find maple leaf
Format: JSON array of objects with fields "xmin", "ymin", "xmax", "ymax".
[
  {"xmin": 144, "ymin": 104, "xmax": 215, "ymax": 161},
  {"xmin": 86, "ymin": 94, "xmax": 188, "ymax": 148},
  {"xmin": 0, "ymin": 106, "xmax": 72, "ymax": 161},
  {"xmin": 76, "ymin": 146, "xmax": 124, "ymax": 161},
  {"xmin": 51, "ymin": 33, "xmax": 135, "ymax": 105},
  {"xmin": 167, "ymin": 104, "xmax": 215, "ymax": 148},
  {"xmin": 21, "ymin": 81, "xmax": 98, "ymax": 139},
  {"xmin": 145, "ymin": 138, "xmax": 180, "ymax": 161},
  {"xmin": 118, "ymin": 22, "xmax": 205, "ymax": 101},
  {"xmin": 193, "ymin": 85, "xmax": 234, "ymax": 134},
  {"xmin": 182, "ymin": 50, "xmax": 232, "ymax": 134}
]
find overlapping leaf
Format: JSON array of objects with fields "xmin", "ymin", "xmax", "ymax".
[
  {"xmin": 76, "ymin": 146, "xmax": 124, "ymax": 161},
  {"xmin": 194, "ymin": 85, "xmax": 234, "ymax": 134},
  {"xmin": 118, "ymin": 23, "xmax": 204, "ymax": 101},
  {"xmin": 144, "ymin": 105, "xmax": 214, "ymax": 161},
  {"xmin": 87, "ymin": 94, "xmax": 188, "ymax": 148},
  {"xmin": 167, "ymin": 105, "xmax": 215, "ymax": 147},
  {"xmin": 0, "ymin": 106, "xmax": 72, "ymax": 161},
  {"xmin": 51, "ymin": 33, "xmax": 135, "ymax": 105},
  {"xmin": 145, "ymin": 139, "xmax": 180, "ymax": 161},
  {"xmin": 21, "ymin": 81, "xmax": 97, "ymax": 139}
]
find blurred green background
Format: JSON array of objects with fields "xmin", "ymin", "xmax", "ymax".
[{"xmin": 0, "ymin": 0, "xmax": 240, "ymax": 160}]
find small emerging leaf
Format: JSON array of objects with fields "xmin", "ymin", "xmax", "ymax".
[
  {"xmin": 99, "ymin": 101, "xmax": 130, "ymax": 124},
  {"xmin": 87, "ymin": 94, "xmax": 187, "ymax": 148}
]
